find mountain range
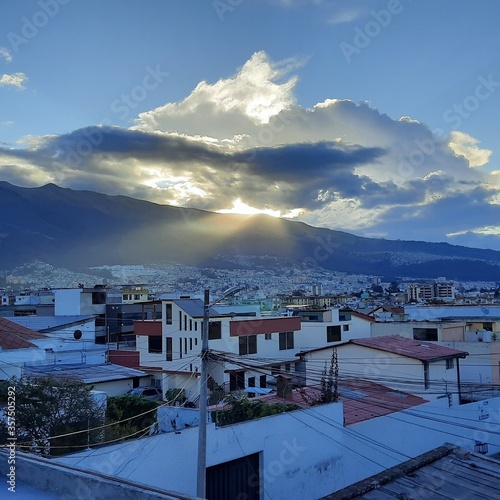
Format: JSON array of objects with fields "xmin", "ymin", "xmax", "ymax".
[{"xmin": 1, "ymin": 181, "xmax": 500, "ymax": 282}]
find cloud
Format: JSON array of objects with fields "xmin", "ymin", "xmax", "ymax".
[
  {"xmin": 328, "ymin": 8, "xmax": 364, "ymax": 25},
  {"xmin": 448, "ymin": 131, "xmax": 492, "ymax": 167},
  {"xmin": 0, "ymin": 47, "xmax": 12, "ymax": 62},
  {"xmin": 1, "ymin": 51, "xmax": 498, "ymax": 250},
  {"xmin": 0, "ymin": 72, "xmax": 28, "ymax": 90}
]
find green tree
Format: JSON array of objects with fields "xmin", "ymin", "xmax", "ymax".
[
  {"xmin": 212, "ymin": 395, "xmax": 300, "ymax": 426},
  {"xmin": 105, "ymin": 394, "xmax": 159, "ymax": 442},
  {"xmin": 0, "ymin": 376, "xmax": 104, "ymax": 456}
]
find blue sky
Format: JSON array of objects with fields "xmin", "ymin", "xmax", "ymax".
[{"xmin": 1, "ymin": 0, "xmax": 500, "ymax": 250}]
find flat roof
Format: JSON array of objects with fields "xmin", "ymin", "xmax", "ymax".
[{"xmin": 24, "ymin": 363, "xmax": 149, "ymax": 383}]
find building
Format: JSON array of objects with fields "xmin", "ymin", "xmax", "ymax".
[{"xmin": 298, "ymin": 335, "xmax": 469, "ymax": 401}]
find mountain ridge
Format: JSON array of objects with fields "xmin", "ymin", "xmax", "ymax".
[{"xmin": 1, "ymin": 181, "xmax": 499, "ymax": 281}]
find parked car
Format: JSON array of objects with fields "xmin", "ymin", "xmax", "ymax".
[{"xmin": 126, "ymin": 387, "xmax": 163, "ymax": 401}]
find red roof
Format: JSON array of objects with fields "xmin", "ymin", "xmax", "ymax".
[
  {"xmin": 350, "ymin": 335, "xmax": 468, "ymax": 361},
  {"xmin": 231, "ymin": 379, "xmax": 427, "ymax": 425},
  {"xmin": 0, "ymin": 317, "xmax": 47, "ymax": 350}
]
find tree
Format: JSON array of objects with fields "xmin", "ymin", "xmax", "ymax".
[
  {"xmin": 212, "ymin": 395, "xmax": 300, "ymax": 426},
  {"xmin": 105, "ymin": 394, "xmax": 159, "ymax": 442},
  {"xmin": 0, "ymin": 376, "xmax": 105, "ymax": 456},
  {"xmin": 320, "ymin": 349, "xmax": 340, "ymax": 404}
]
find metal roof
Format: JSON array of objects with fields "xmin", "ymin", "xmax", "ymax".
[
  {"xmin": 325, "ymin": 444, "xmax": 500, "ymax": 499},
  {"xmin": 24, "ymin": 363, "xmax": 149, "ymax": 384},
  {"xmin": 4, "ymin": 315, "xmax": 95, "ymax": 332},
  {"xmin": 350, "ymin": 335, "xmax": 468, "ymax": 361},
  {"xmin": 171, "ymin": 298, "xmax": 225, "ymax": 318}
]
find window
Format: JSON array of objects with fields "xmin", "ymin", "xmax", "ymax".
[
  {"xmin": 134, "ymin": 294, "xmax": 140, "ymax": 300},
  {"xmin": 446, "ymin": 358, "xmax": 454, "ymax": 370},
  {"xmin": 190, "ymin": 338, "xmax": 193, "ymax": 350},
  {"xmin": 265, "ymin": 333, "xmax": 272, "ymax": 340},
  {"xmin": 413, "ymin": 328, "xmax": 438, "ymax": 341},
  {"xmin": 166, "ymin": 304, "xmax": 172, "ymax": 325},
  {"xmin": 179, "ymin": 338, "xmax": 182, "ymax": 359},
  {"xmin": 189, "ymin": 319, "xmax": 193, "ymax": 331},
  {"xmin": 248, "ymin": 376, "xmax": 256, "ymax": 397},
  {"xmin": 343, "ymin": 324, "xmax": 349, "ymax": 332},
  {"xmin": 166, "ymin": 337, "xmax": 173, "ymax": 361},
  {"xmin": 184, "ymin": 338, "xmax": 188, "ymax": 354},
  {"xmin": 285, "ymin": 363, "xmax": 291, "ymax": 372},
  {"xmin": 339, "ymin": 311, "xmax": 351, "ymax": 321},
  {"xmin": 326, "ymin": 325, "xmax": 341, "ymax": 342},
  {"xmin": 229, "ymin": 371, "xmax": 245, "ymax": 391},
  {"xmin": 279, "ymin": 331, "xmax": 294, "ymax": 350},
  {"xmin": 209, "ymin": 321, "xmax": 222, "ymax": 340},
  {"xmin": 148, "ymin": 336, "xmax": 162, "ymax": 354},
  {"xmin": 184, "ymin": 315, "xmax": 187, "ymax": 331},
  {"xmin": 179, "ymin": 311, "xmax": 183, "ymax": 330},
  {"xmin": 195, "ymin": 321, "xmax": 198, "ymax": 331},
  {"xmin": 260, "ymin": 375, "xmax": 267, "ymax": 388},
  {"xmin": 239, "ymin": 335, "xmax": 257, "ymax": 355}
]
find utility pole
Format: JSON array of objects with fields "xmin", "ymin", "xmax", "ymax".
[
  {"xmin": 197, "ymin": 289, "xmax": 210, "ymax": 499},
  {"xmin": 196, "ymin": 286, "xmax": 243, "ymax": 499}
]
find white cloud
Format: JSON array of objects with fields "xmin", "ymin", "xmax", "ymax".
[
  {"xmin": 0, "ymin": 72, "xmax": 28, "ymax": 90},
  {"xmin": 328, "ymin": 8, "xmax": 364, "ymax": 25},
  {"xmin": 134, "ymin": 51, "xmax": 300, "ymax": 139},
  {"xmin": 0, "ymin": 47, "xmax": 12, "ymax": 62},
  {"xmin": 447, "ymin": 131, "xmax": 492, "ymax": 167}
]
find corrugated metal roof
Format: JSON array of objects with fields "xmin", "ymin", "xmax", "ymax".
[
  {"xmin": 24, "ymin": 363, "xmax": 149, "ymax": 384},
  {"xmin": 172, "ymin": 298, "xmax": 224, "ymax": 318},
  {"xmin": 325, "ymin": 444, "xmax": 500, "ymax": 499},
  {"xmin": 0, "ymin": 316, "xmax": 47, "ymax": 350},
  {"xmin": 5, "ymin": 315, "xmax": 95, "ymax": 332},
  {"xmin": 350, "ymin": 335, "xmax": 468, "ymax": 361}
]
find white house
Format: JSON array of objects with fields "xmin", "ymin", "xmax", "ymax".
[{"xmin": 298, "ymin": 334, "xmax": 469, "ymax": 401}]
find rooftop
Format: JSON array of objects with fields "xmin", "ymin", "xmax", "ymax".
[
  {"xmin": 324, "ymin": 444, "xmax": 500, "ymax": 499},
  {"xmin": 250, "ymin": 379, "xmax": 428, "ymax": 426},
  {"xmin": 24, "ymin": 363, "xmax": 149, "ymax": 384},
  {"xmin": 4, "ymin": 315, "xmax": 95, "ymax": 332},
  {"xmin": 350, "ymin": 335, "xmax": 468, "ymax": 361},
  {"xmin": 0, "ymin": 316, "xmax": 47, "ymax": 350}
]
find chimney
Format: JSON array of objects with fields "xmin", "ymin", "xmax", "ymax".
[{"xmin": 276, "ymin": 374, "xmax": 293, "ymax": 401}]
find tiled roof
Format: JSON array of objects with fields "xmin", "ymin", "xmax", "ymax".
[
  {"xmin": 0, "ymin": 317, "xmax": 47, "ymax": 350},
  {"xmin": 232, "ymin": 379, "xmax": 427, "ymax": 425},
  {"xmin": 350, "ymin": 335, "xmax": 468, "ymax": 361}
]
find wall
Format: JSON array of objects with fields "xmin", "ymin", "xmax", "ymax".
[
  {"xmin": 55, "ymin": 397, "xmax": 500, "ymax": 500},
  {"xmin": 54, "ymin": 289, "xmax": 82, "ymax": 316},
  {"xmin": 304, "ymin": 343, "xmax": 458, "ymax": 400}
]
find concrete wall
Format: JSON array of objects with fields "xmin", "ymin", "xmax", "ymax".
[
  {"xmin": 0, "ymin": 451, "xmax": 196, "ymax": 499},
  {"xmin": 55, "ymin": 397, "xmax": 500, "ymax": 500}
]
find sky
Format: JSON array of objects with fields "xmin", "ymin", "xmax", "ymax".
[{"xmin": 1, "ymin": 0, "xmax": 500, "ymax": 250}]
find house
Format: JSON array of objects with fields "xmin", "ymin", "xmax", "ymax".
[
  {"xmin": 54, "ymin": 393, "xmax": 500, "ymax": 499},
  {"xmin": 298, "ymin": 335, "xmax": 469, "ymax": 401},
  {"xmin": 371, "ymin": 315, "xmax": 500, "ymax": 388},
  {"xmin": 116, "ymin": 297, "xmax": 302, "ymax": 402}
]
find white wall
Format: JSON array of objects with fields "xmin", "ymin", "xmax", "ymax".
[
  {"xmin": 56, "ymin": 397, "xmax": 500, "ymax": 500},
  {"xmin": 304, "ymin": 343, "xmax": 459, "ymax": 400},
  {"xmin": 54, "ymin": 289, "xmax": 82, "ymax": 316}
]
